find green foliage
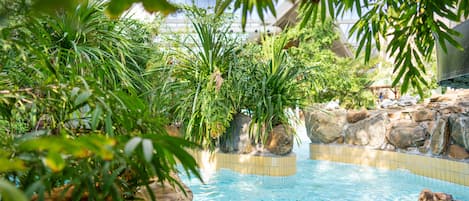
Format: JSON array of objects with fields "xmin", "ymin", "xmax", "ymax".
[
  {"xmin": 248, "ymin": 36, "xmax": 308, "ymax": 142},
  {"xmin": 305, "ymin": 56, "xmax": 377, "ymax": 109},
  {"xmin": 168, "ymin": 8, "xmax": 236, "ymax": 149},
  {"xmin": 215, "ymin": 0, "xmax": 277, "ymax": 30},
  {"xmin": 303, "ymin": 0, "xmax": 465, "ymax": 96},
  {"xmin": 0, "ymin": 2, "xmax": 201, "ymax": 200},
  {"xmin": 0, "ymin": 179, "xmax": 28, "ymax": 201},
  {"xmin": 226, "ymin": 43, "xmax": 263, "ymax": 113},
  {"xmin": 4, "ymin": 0, "xmax": 466, "ymax": 99},
  {"xmin": 164, "ymin": 8, "xmax": 308, "ymax": 148},
  {"xmin": 282, "ymin": 20, "xmax": 377, "ymax": 109},
  {"xmin": 7, "ymin": 0, "xmax": 179, "ymax": 19},
  {"xmin": 215, "ymin": 0, "xmax": 467, "ymax": 96}
]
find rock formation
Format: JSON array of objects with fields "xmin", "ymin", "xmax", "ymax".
[
  {"xmin": 430, "ymin": 117, "xmax": 450, "ymax": 155},
  {"xmin": 266, "ymin": 124, "xmax": 294, "ymax": 155},
  {"xmin": 386, "ymin": 120, "xmax": 426, "ymax": 149},
  {"xmin": 346, "ymin": 110, "xmax": 370, "ymax": 123},
  {"xmin": 449, "ymin": 113, "xmax": 469, "ymax": 150},
  {"xmin": 220, "ymin": 113, "xmax": 255, "ymax": 154},
  {"xmin": 344, "ymin": 112, "xmax": 388, "ymax": 148},
  {"xmin": 412, "ymin": 109, "xmax": 436, "ymax": 122},
  {"xmin": 418, "ymin": 189, "xmax": 455, "ymax": 201},
  {"xmin": 306, "ymin": 89, "xmax": 469, "ymax": 160},
  {"xmin": 304, "ymin": 108, "xmax": 347, "ymax": 143},
  {"xmin": 448, "ymin": 144, "xmax": 469, "ymax": 159}
]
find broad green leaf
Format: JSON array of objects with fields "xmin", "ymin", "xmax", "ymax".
[
  {"xmin": 105, "ymin": 113, "xmax": 114, "ymax": 136},
  {"xmin": 42, "ymin": 152, "xmax": 66, "ymax": 173},
  {"xmin": 415, "ymin": 80, "xmax": 424, "ymax": 98},
  {"xmin": 439, "ymin": 30, "xmax": 464, "ymax": 51},
  {"xmin": 320, "ymin": 0, "xmax": 326, "ymax": 23},
  {"xmin": 142, "ymin": 139, "xmax": 154, "ymax": 162},
  {"xmin": 0, "ymin": 180, "xmax": 28, "ymax": 201},
  {"xmin": 74, "ymin": 90, "xmax": 91, "ymax": 107},
  {"xmin": 364, "ymin": 33, "xmax": 372, "ymax": 63},
  {"xmin": 141, "ymin": 0, "xmax": 178, "ymax": 16},
  {"xmin": 19, "ymin": 137, "xmax": 63, "ymax": 152},
  {"xmin": 105, "ymin": 0, "xmax": 134, "ymax": 18},
  {"xmin": 90, "ymin": 105, "xmax": 102, "ymax": 130},
  {"xmin": 215, "ymin": 0, "xmax": 232, "ymax": 16},
  {"xmin": 392, "ymin": 66, "xmax": 406, "ymax": 87},
  {"xmin": 401, "ymin": 71, "xmax": 412, "ymax": 93},
  {"xmin": 78, "ymin": 135, "xmax": 115, "ymax": 160},
  {"xmin": 0, "ymin": 158, "xmax": 25, "ymax": 172},
  {"xmin": 124, "ymin": 137, "xmax": 142, "ymax": 156}
]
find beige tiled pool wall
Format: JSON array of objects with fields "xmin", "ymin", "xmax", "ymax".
[
  {"xmin": 310, "ymin": 144, "xmax": 469, "ymax": 186},
  {"xmin": 189, "ymin": 150, "xmax": 296, "ymax": 176}
]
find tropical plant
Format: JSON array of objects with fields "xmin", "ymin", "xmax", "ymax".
[
  {"xmin": 0, "ymin": 2, "xmax": 201, "ymax": 200},
  {"xmin": 225, "ymin": 43, "xmax": 263, "ymax": 113},
  {"xmin": 279, "ymin": 19, "xmax": 377, "ymax": 109},
  {"xmin": 216, "ymin": 0, "xmax": 469, "ymax": 96},
  {"xmin": 4, "ymin": 0, "xmax": 467, "ymax": 96},
  {"xmin": 167, "ymin": 7, "xmax": 237, "ymax": 149},
  {"xmin": 248, "ymin": 36, "xmax": 309, "ymax": 143},
  {"xmin": 309, "ymin": 56, "xmax": 378, "ymax": 109}
]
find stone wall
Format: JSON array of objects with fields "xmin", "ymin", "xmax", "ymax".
[{"xmin": 305, "ymin": 90, "xmax": 469, "ymax": 161}]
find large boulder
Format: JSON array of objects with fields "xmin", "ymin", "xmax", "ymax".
[
  {"xmin": 219, "ymin": 113, "xmax": 255, "ymax": 154},
  {"xmin": 344, "ymin": 112, "xmax": 388, "ymax": 148},
  {"xmin": 430, "ymin": 117, "xmax": 450, "ymax": 155},
  {"xmin": 304, "ymin": 108, "xmax": 347, "ymax": 143},
  {"xmin": 387, "ymin": 120, "xmax": 426, "ymax": 149},
  {"xmin": 266, "ymin": 124, "xmax": 294, "ymax": 155},
  {"xmin": 448, "ymin": 144, "xmax": 469, "ymax": 160},
  {"xmin": 346, "ymin": 110, "xmax": 370, "ymax": 123},
  {"xmin": 411, "ymin": 109, "xmax": 436, "ymax": 122},
  {"xmin": 449, "ymin": 113, "xmax": 469, "ymax": 150},
  {"xmin": 418, "ymin": 189, "xmax": 455, "ymax": 201}
]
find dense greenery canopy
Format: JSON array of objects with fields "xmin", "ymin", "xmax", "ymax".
[
  {"xmin": 3, "ymin": 0, "xmax": 465, "ymax": 95},
  {"xmin": 0, "ymin": 2, "xmax": 201, "ymax": 200},
  {"xmin": 23, "ymin": 0, "xmax": 462, "ymax": 95},
  {"xmin": 220, "ymin": 0, "xmax": 469, "ymax": 95},
  {"xmin": 282, "ymin": 20, "xmax": 378, "ymax": 109},
  {"xmin": 0, "ymin": 0, "xmax": 465, "ymax": 200}
]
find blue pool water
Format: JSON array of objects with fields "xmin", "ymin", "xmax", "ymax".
[{"xmin": 180, "ymin": 131, "xmax": 469, "ymax": 201}]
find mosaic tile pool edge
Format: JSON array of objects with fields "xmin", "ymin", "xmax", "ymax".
[
  {"xmin": 189, "ymin": 150, "xmax": 297, "ymax": 176},
  {"xmin": 309, "ymin": 144, "xmax": 469, "ymax": 186}
]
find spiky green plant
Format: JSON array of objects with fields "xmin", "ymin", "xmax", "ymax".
[
  {"xmin": 249, "ymin": 36, "xmax": 309, "ymax": 143},
  {"xmin": 169, "ymin": 7, "xmax": 237, "ymax": 149}
]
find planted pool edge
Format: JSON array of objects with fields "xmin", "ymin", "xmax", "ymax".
[
  {"xmin": 189, "ymin": 150, "xmax": 297, "ymax": 176},
  {"xmin": 310, "ymin": 143, "xmax": 469, "ymax": 186}
]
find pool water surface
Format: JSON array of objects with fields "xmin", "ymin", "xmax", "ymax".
[{"xmin": 180, "ymin": 131, "xmax": 469, "ymax": 201}]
